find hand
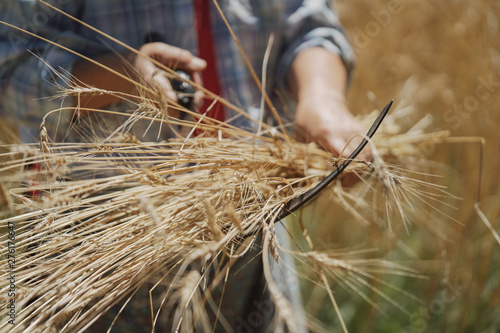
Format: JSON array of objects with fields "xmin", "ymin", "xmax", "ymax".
[
  {"xmin": 288, "ymin": 47, "xmax": 370, "ymax": 186},
  {"xmin": 295, "ymin": 89, "xmax": 370, "ymax": 186},
  {"xmin": 134, "ymin": 42, "xmax": 206, "ymax": 116},
  {"xmin": 73, "ymin": 43, "xmax": 206, "ymax": 114},
  {"xmin": 295, "ymin": 90, "xmax": 370, "ymax": 161}
]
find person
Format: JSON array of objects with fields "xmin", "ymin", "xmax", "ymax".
[{"xmin": 0, "ymin": 0, "xmax": 369, "ymax": 331}]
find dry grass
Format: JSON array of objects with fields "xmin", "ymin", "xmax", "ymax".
[
  {"xmin": 0, "ymin": 102, "xmax": 446, "ymax": 332},
  {"xmin": 295, "ymin": 0, "xmax": 500, "ymax": 331},
  {"xmin": 2, "ymin": 0, "xmax": 498, "ymax": 332}
]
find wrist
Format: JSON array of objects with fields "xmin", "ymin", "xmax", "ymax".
[
  {"xmin": 298, "ymin": 83, "xmax": 346, "ymax": 106},
  {"xmin": 288, "ymin": 47, "xmax": 348, "ymax": 100},
  {"xmin": 72, "ymin": 52, "xmax": 136, "ymax": 108},
  {"xmin": 297, "ymin": 86, "xmax": 349, "ymax": 122}
]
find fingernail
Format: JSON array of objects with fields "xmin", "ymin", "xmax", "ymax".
[
  {"xmin": 192, "ymin": 57, "xmax": 207, "ymax": 69},
  {"xmin": 168, "ymin": 91, "xmax": 178, "ymax": 102}
]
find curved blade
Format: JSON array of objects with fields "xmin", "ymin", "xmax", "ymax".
[{"xmin": 276, "ymin": 100, "xmax": 393, "ymax": 221}]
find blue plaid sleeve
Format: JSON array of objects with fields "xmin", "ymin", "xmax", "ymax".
[
  {"xmin": 276, "ymin": 0, "xmax": 355, "ymax": 92},
  {"xmin": 0, "ymin": 0, "xmax": 99, "ymax": 141},
  {"xmin": 0, "ymin": 0, "xmax": 354, "ymax": 141}
]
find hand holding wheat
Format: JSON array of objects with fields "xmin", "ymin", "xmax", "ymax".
[{"xmin": 288, "ymin": 47, "xmax": 370, "ymax": 186}]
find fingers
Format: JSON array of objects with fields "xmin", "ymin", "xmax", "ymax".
[
  {"xmin": 150, "ymin": 68, "xmax": 178, "ymax": 102},
  {"xmin": 191, "ymin": 72, "xmax": 205, "ymax": 108},
  {"xmin": 139, "ymin": 42, "xmax": 206, "ymax": 73},
  {"xmin": 325, "ymin": 135, "xmax": 371, "ymax": 161},
  {"xmin": 324, "ymin": 137, "xmax": 350, "ymax": 158},
  {"xmin": 295, "ymin": 98, "xmax": 372, "ymax": 187},
  {"xmin": 134, "ymin": 42, "xmax": 207, "ymax": 108},
  {"xmin": 340, "ymin": 172, "xmax": 359, "ymax": 188}
]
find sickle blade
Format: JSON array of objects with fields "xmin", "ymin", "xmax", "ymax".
[{"xmin": 276, "ymin": 100, "xmax": 393, "ymax": 221}]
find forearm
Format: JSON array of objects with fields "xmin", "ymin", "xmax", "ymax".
[
  {"xmin": 72, "ymin": 52, "xmax": 136, "ymax": 109},
  {"xmin": 287, "ymin": 47, "xmax": 347, "ymax": 103},
  {"xmin": 72, "ymin": 43, "xmax": 207, "ymax": 110},
  {"xmin": 286, "ymin": 47, "xmax": 369, "ymax": 167}
]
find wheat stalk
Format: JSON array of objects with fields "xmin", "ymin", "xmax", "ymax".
[
  {"xmin": 0, "ymin": 101, "xmax": 454, "ymax": 332},
  {"xmin": 0, "ymin": 3, "xmax": 461, "ymax": 331}
]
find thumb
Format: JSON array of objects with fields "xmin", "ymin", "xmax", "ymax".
[
  {"xmin": 325, "ymin": 137, "xmax": 350, "ymax": 158},
  {"xmin": 188, "ymin": 57, "xmax": 207, "ymax": 72}
]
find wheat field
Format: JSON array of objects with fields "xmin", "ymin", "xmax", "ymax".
[{"xmin": 296, "ymin": 0, "xmax": 500, "ymax": 331}]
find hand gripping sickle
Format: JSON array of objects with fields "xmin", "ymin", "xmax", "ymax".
[
  {"xmin": 168, "ymin": 70, "xmax": 394, "ymax": 224},
  {"xmin": 275, "ymin": 100, "xmax": 394, "ymax": 222}
]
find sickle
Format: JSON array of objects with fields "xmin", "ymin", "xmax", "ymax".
[
  {"xmin": 170, "ymin": 73, "xmax": 393, "ymax": 224},
  {"xmin": 275, "ymin": 100, "xmax": 393, "ymax": 221}
]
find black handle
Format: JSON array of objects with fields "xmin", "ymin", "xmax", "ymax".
[{"xmin": 170, "ymin": 70, "xmax": 196, "ymax": 111}]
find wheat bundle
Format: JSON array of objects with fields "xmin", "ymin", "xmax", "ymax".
[
  {"xmin": 0, "ymin": 91, "xmax": 453, "ymax": 332},
  {"xmin": 0, "ymin": 3, "xmax": 458, "ymax": 332}
]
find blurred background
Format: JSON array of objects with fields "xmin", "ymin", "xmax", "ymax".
[{"xmin": 298, "ymin": 0, "xmax": 500, "ymax": 331}]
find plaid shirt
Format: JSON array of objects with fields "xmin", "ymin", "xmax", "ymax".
[
  {"xmin": 0, "ymin": 2, "xmax": 354, "ymax": 331},
  {"xmin": 0, "ymin": 0, "xmax": 354, "ymax": 142}
]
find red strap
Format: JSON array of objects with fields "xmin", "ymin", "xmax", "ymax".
[{"xmin": 194, "ymin": 0, "xmax": 225, "ymax": 122}]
